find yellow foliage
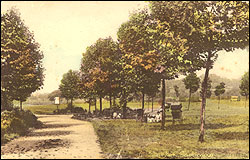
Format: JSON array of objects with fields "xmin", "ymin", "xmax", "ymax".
[{"xmin": 145, "ymin": 64, "xmax": 152, "ymax": 70}]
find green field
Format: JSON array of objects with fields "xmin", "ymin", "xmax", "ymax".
[
  {"xmin": 91, "ymin": 99, "xmax": 249, "ymax": 159},
  {"xmin": 23, "ymin": 99, "xmax": 249, "ymax": 115},
  {"xmin": 23, "ymin": 99, "xmax": 249, "ymax": 158}
]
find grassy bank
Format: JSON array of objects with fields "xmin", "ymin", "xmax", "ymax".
[{"xmin": 91, "ymin": 99, "xmax": 249, "ymax": 159}]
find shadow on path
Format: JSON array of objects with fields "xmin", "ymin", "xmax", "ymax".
[{"xmin": 1, "ymin": 139, "xmax": 70, "ymax": 155}]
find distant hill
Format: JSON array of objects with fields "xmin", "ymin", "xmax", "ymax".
[{"xmin": 166, "ymin": 74, "xmax": 241, "ymax": 98}]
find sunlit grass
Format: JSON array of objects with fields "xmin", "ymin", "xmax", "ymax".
[
  {"xmin": 23, "ymin": 98, "xmax": 249, "ymax": 115},
  {"xmin": 92, "ymin": 99, "xmax": 249, "ymax": 159}
]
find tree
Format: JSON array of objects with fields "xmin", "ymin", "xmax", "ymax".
[
  {"xmin": 78, "ymin": 71, "xmax": 98, "ymax": 114},
  {"xmin": 80, "ymin": 37, "xmax": 120, "ymax": 114},
  {"xmin": 149, "ymin": 1, "xmax": 249, "ymax": 142},
  {"xmin": 239, "ymin": 71, "xmax": 249, "ymax": 108},
  {"xmin": 173, "ymin": 85, "xmax": 180, "ymax": 100},
  {"xmin": 59, "ymin": 69, "xmax": 80, "ymax": 111},
  {"xmin": 183, "ymin": 72, "xmax": 200, "ymax": 110},
  {"xmin": 117, "ymin": 9, "xmax": 162, "ymax": 121},
  {"xmin": 48, "ymin": 90, "xmax": 62, "ymax": 102},
  {"xmin": 1, "ymin": 8, "xmax": 44, "ymax": 110},
  {"xmin": 214, "ymin": 82, "xmax": 226, "ymax": 109},
  {"xmin": 118, "ymin": 7, "xmax": 193, "ymax": 127}
]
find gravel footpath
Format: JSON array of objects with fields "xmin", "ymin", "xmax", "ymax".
[{"xmin": 1, "ymin": 114, "xmax": 103, "ymax": 159}]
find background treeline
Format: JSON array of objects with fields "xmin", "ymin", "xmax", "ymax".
[{"xmin": 22, "ymin": 73, "xmax": 243, "ymax": 106}]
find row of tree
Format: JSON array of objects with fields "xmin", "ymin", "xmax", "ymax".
[{"xmin": 59, "ymin": 1, "xmax": 249, "ymax": 142}]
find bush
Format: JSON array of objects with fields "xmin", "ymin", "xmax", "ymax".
[
  {"xmin": 1, "ymin": 109, "xmax": 42, "ymax": 144},
  {"xmin": 72, "ymin": 107, "xmax": 86, "ymax": 113},
  {"xmin": 54, "ymin": 106, "xmax": 87, "ymax": 114}
]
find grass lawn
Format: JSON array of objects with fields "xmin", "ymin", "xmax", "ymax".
[
  {"xmin": 91, "ymin": 99, "xmax": 249, "ymax": 159},
  {"xmin": 23, "ymin": 99, "xmax": 249, "ymax": 158}
]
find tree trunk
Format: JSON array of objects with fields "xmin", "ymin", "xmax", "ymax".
[
  {"xmin": 122, "ymin": 90, "xmax": 127, "ymax": 119},
  {"xmin": 148, "ymin": 96, "xmax": 150, "ymax": 110},
  {"xmin": 141, "ymin": 92, "xmax": 145, "ymax": 122},
  {"xmin": 89, "ymin": 99, "xmax": 91, "ymax": 113},
  {"xmin": 161, "ymin": 79, "xmax": 166, "ymax": 130},
  {"xmin": 20, "ymin": 100, "xmax": 23, "ymax": 111},
  {"xmin": 113, "ymin": 96, "xmax": 116, "ymax": 107},
  {"xmin": 152, "ymin": 97, "xmax": 154, "ymax": 112},
  {"xmin": 188, "ymin": 89, "xmax": 191, "ymax": 111},
  {"xmin": 123, "ymin": 100, "xmax": 127, "ymax": 119},
  {"xmin": 95, "ymin": 98, "xmax": 97, "ymax": 111},
  {"xmin": 70, "ymin": 98, "xmax": 73, "ymax": 112},
  {"xmin": 109, "ymin": 93, "xmax": 112, "ymax": 108},
  {"xmin": 100, "ymin": 97, "xmax": 102, "ymax": 114},
  {"xmin": 198, "ymin": 52, "xmax": 212, "ymax": 142}
]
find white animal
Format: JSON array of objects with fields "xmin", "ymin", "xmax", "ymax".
[
  {"xmin": 113, "ymin": 112, "xmax": 121, "ymax": 119},
  {"xmin": 147, "ymin": 117, "xmax": 152, "ymax": 122},
  {"xmin": 155, "ymin": 113, "xmax": 162, "ymax": 122},
  {"xmin": 113, "ymin": 112, "xmax": 117, "ymax": 119},
  {"xmin": 147, "ymin": 115, "xmax": 157, "ymax": 123},
  {"xmin": 117, "ymin": 113, "xmax": 121, "ymax": 119}
]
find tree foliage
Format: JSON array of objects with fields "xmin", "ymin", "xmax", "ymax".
[
  {"xmin": 1, "ymin": 8, "xmax": 44, "ymax": 110},
  {"xmin": 149, "ymin": 1, "xmax": 249, "ymax": 141},
  {"xmin": 117, "ymin": 10, "xmax": 162, "ymax": 118},
  {"xmin": 183, "ymin": 72, "xmax": 200, "ymax": 110},
  {"xmin": 173, "ymin": 85, "xmax": 180, "ymax": 98},
  {"xmin": 48, "ymin": 89, "xmax": 62, "ymax": 102},
  {"xmin": 80, "ymin": 37, "xmax": 121, "ymax": 113},
  {"xmin": 183, "ymin": 72, "xmax": 200, "ymax": 94},
  {"xmin": 214, "ymin": 82, "xmax": 226, "ymax": 97},
  {"xmin": 239, "ymin": 71, "xmax": 249, "ymax": 108},
  {"xmin": 59, "ymin": 69, "xmax": 80, "ymax": 108},
  {"xmin": 239, "ymin": 71, "xmax": 249, "ymax": 97},
  {"xmin": 214, "ymin": 82, "xmax": 226, "ymax": 109}
]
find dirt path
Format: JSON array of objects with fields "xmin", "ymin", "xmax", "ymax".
[{"xmin": 1, "ymin": 115, "xmax": 103, "ymax": 159}]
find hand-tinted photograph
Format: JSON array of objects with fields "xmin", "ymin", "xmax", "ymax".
[{"xmin": 1, "ymin": 1, "xmax": 249, "ymax": 159}]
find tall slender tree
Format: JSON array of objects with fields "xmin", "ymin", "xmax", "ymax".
[
  {"xmin": 214, "ymin": 82, "xmax": 226, "ymax": 109},
  {"xmin": 183, "ymin": 72, "xmax": 200, "ymax": 110},
  {"xmin": 117, "ymin": 10, "xmax": 162, "ymax": 121},
  {"xmin": 80, "ymin": 37, "xmax": 120, "ymax": 114},
  {"xmin": 174, "ymin": 85, "xmax": 180, "ymax": 101},
  {"xmin": 1, "ymin": 8, "xmax": 44, "ymax": 110},
  {"xmin": 59, "ymin": 70, "xmax": 80, "ymax": 111},
  {"xmin": 239, "ymin": 71, "xmax": 249, "ymax": 108}
]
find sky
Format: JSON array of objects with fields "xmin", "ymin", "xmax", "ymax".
[{"xmin": 1, "ymin": 1, "xmax": 249, "ymax": 94}]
